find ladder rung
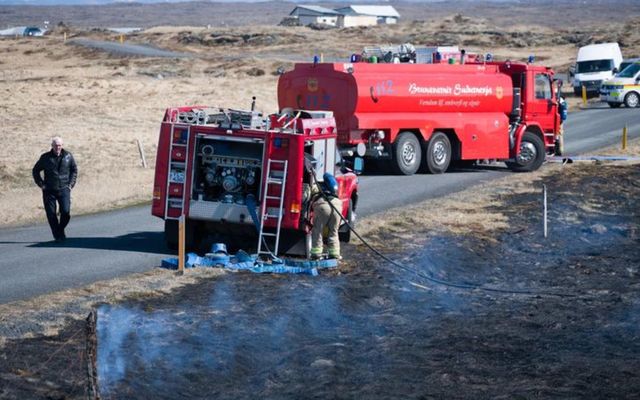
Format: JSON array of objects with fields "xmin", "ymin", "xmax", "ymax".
[{"xmin": 258, "ymin": 158, "xmax": 288, "ymax": 258}]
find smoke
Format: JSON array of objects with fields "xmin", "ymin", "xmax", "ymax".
[{"xmin": 95, "ymin": 256, "xmax": 480, "ymax": 397}]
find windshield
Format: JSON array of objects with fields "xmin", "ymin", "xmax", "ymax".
[
  {"xmin": 617, "ymin": 63, "xmax": 640, "ymax": 78},
  {"xmin": 576, "ymin": 59, "xmax": 614, "ymax": 74},
  {"xmin": 619, "ymin": 62, "xmax": 631, "ymax": 72}
]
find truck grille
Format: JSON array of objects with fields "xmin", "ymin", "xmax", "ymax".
[{"xmin": 581, "ymin": 80, "xmax": 603, "ymax": 90}]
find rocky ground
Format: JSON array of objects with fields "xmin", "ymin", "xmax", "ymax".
[{"xmin": 1, "ymin": 157, "xmax": 638, "ymax": 399}]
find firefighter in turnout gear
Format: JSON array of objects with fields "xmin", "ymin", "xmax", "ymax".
[{"xmin": 310, "ymin": 172, "xmax": 343, "ymax": 260}]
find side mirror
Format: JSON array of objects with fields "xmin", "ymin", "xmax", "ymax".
[{"xmin": 353, "ymin": 157, "xmax": 364, "ymax": 175}]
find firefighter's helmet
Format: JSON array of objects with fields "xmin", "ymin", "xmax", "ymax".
[{"xmin": 322, "ymin": 173, "xmax": 338, "ymax": 196}]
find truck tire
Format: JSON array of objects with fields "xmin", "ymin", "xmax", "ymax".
[
  {"xmin": 554, "ymin": 135, "xmax": 564, "ymax": 156},
  {"xmin": 425, "ymin": 131, "xmax": 451, "ymax": 174},
  {"xmin": 506, "ymin": 131, "xmax": 545, "ymax": 172},
  {"xmin": 391, "ymin": 132, "xmax": 421, "ymax": 175},
  {"xmin": 338, "ymin": 199, "xmax": 354, "ymax": 243},
  {"xmin": 624, "ymin": 92, "xmax": 640, "ymax": 108},
  {"xmin": 164, "ymin": 219, "xmax": 178, "ymax": 250},
  {"xmin": 607, "ymin": 102, "xmax": 622, "ymax": 108},
  {"xmin": 164, "ymin": 219, "xmax": 197, "ymax": 251}
]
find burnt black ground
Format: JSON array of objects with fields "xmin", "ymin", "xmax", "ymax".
[{"xmin": 1, "ymin": 163, "xmax": 639, "ymax": 399}]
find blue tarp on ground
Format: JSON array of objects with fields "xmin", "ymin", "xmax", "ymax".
[{"xmin": 161, "ymin": 249, "xmax": 337, "ymax": 276}]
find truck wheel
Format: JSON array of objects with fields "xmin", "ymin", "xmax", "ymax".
[
  {"xmin": 554, "ymin": 134, "xmax": 564, "ymax": 156},
  {"xmin": 506, "ymin": 131, "xmax": 545, "ymax": 172},
  {"xmin": 164, "ymin": 219, "xmax": 178, "ymax": 250},
  {"xmin": 607, "ymin": 102, "xmax": 622, "ymax": 108},
  {"xmin": 164, "ymin": 219, "xmax": 197, "ymax": 251},
  {"xmin": 338, "ymin": 199, "xmax": 354, "ymax": 243},
  {"xmin": 624, "ymin": 92, "xmax": 640, "ymax": 108},
  {"xmin": 425, "ymin": 132, "xmax": 451, "ymax": 174},
  {"xmin": 391, "ymin": 132, "xmax": 421, "ymax": 175}
]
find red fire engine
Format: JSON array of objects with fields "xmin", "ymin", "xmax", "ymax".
[
  {"xmin": 278, "ymin": 61, "xmax": 563, "ymax": 175},
  {"xmin": 151, "ymin": 105, "xmax": 359, "ymax": 256}
]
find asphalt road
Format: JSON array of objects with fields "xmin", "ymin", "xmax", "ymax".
[
  {"xmin": 69, "ymin": 39, "xmax": 193, "ymax": 58},
  {"xmin": 1, "ymin": 106, "xmax": 639, "ymax": 304}
]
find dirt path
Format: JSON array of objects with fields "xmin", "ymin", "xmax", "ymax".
[
  {"xmin": 1, "ymin": 160, "xmax": 638, "ymax": 399},
  {"xmin": 68, "ymin": 38, "xmax": 194, "ymax": 58}
]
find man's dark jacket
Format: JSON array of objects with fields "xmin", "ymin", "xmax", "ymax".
[{"xmin": 32, "ymin": 149, "xmax": 78, "ymax": 191}]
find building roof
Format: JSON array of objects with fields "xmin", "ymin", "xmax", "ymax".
[
  {"xmin": 336, "ymin": 5, "xmax": 400, "ymax": 18},
  {"xmin": 290, "ymin": 5, "xmax": 342, "ymax": 16}
]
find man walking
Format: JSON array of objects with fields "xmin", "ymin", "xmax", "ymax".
[{"xmin": 32, "ymin": 136, "xmax": 78, "ymax": 242}]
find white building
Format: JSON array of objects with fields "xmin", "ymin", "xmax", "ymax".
[
  {"xmin": 289, "ymin": 5, "xmax": 342, "ymax": 27},
  {"xmin": 288, "ymin": 4, "xmax": 400, "ymax": 28},
  {"xmin": 335, "ymin": 5, "xmax": 400, "ymax": 26}
]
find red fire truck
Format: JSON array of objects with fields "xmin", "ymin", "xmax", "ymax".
[
  {"xmin": 278, "ymin": 61, "xmax": 563, "ymax": 175},
  {"xmin": 151, "ymin": 105, "xmax": 359, "ymax": 256}
]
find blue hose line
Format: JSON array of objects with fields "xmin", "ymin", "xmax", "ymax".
[{"xmin": 245, "ymin": 194, "xmax": 261, "ymax": 232}]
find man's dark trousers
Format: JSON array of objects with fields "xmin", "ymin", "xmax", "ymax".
[{"xmin": 43, "ymin": 187, "xmax": 70, "ymax": 239}]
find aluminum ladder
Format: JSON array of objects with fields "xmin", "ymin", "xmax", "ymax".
[
  {"xmin": 257, "ymin": 159, "xmax": 288, "ymax": 257},
  {"xmin": 164, "ymin": 124, "xmax": 190, "ymax": 220}
]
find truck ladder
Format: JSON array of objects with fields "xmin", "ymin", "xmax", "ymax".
[
  {"xmin": 164, "ymin": 124, "xmax": 190, "ymax": 220},
  {"xmin": 257, "ymin": 159, "xmax": 288, "ymax": 258}
]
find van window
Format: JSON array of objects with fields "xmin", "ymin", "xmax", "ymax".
[
  {"xmin": 535, "ymin": 74, "xmax": 552, "ymax": 100},
  {"xmin": 576, "ymin": 59, "xmax": 614, "ymax": 73},
  {"xmin": 618, "ymin": 63, "xmax": 640, "ymax": 78}
]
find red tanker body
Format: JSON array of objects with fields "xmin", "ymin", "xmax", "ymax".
[
  {"xmin": 278, "ymin": 61, "xmax": 563, "ymax": 175},
  {"xmin": 151, "ymin": 105, "xmax": 359, "ymax": 257}
]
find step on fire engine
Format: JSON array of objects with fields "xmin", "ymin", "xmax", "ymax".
[{"xmin": 151, "ymin": 101, "xmax": 360, "ymax": 257}]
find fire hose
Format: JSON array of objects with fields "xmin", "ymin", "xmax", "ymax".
[{"xmin": 307, "ymin": 168, "xmax": 581, "ymax": 298}]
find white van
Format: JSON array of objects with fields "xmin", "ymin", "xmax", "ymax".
[
  {"xmin": 573, "ymin": 42, "xmax": 623, "ymax": 97},
  {"xmin": 600, "ymin": 59, "xmax": 640, "ymax": 108}
]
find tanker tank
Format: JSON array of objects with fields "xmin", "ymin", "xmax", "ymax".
[{"xmin": 278, "ymin": 62, "xmax": 515, "ymax": 132}]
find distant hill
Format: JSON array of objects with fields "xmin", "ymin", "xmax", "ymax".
[{"xmin": 0, "ymin": 0, "xmax": 637, "ymax": 29}]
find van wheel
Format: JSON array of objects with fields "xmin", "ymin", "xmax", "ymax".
[
  {"xmin": 607, "ymin": 102, "xmax": 622, "ymax": 108},
  {"xmin": 624, "ymin": 92, "xmax": 640, "ymax": 108},
  {"xmin": 425, "ymin": 132, "xmax": 451, "ymax": 174},
  {"xmin": 506, "ymin": 131, "xmax": 545, "ymax": 172},
  {"xmin": 391, "ymin": 132, "xmax": 421, "ymax": 175}
]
